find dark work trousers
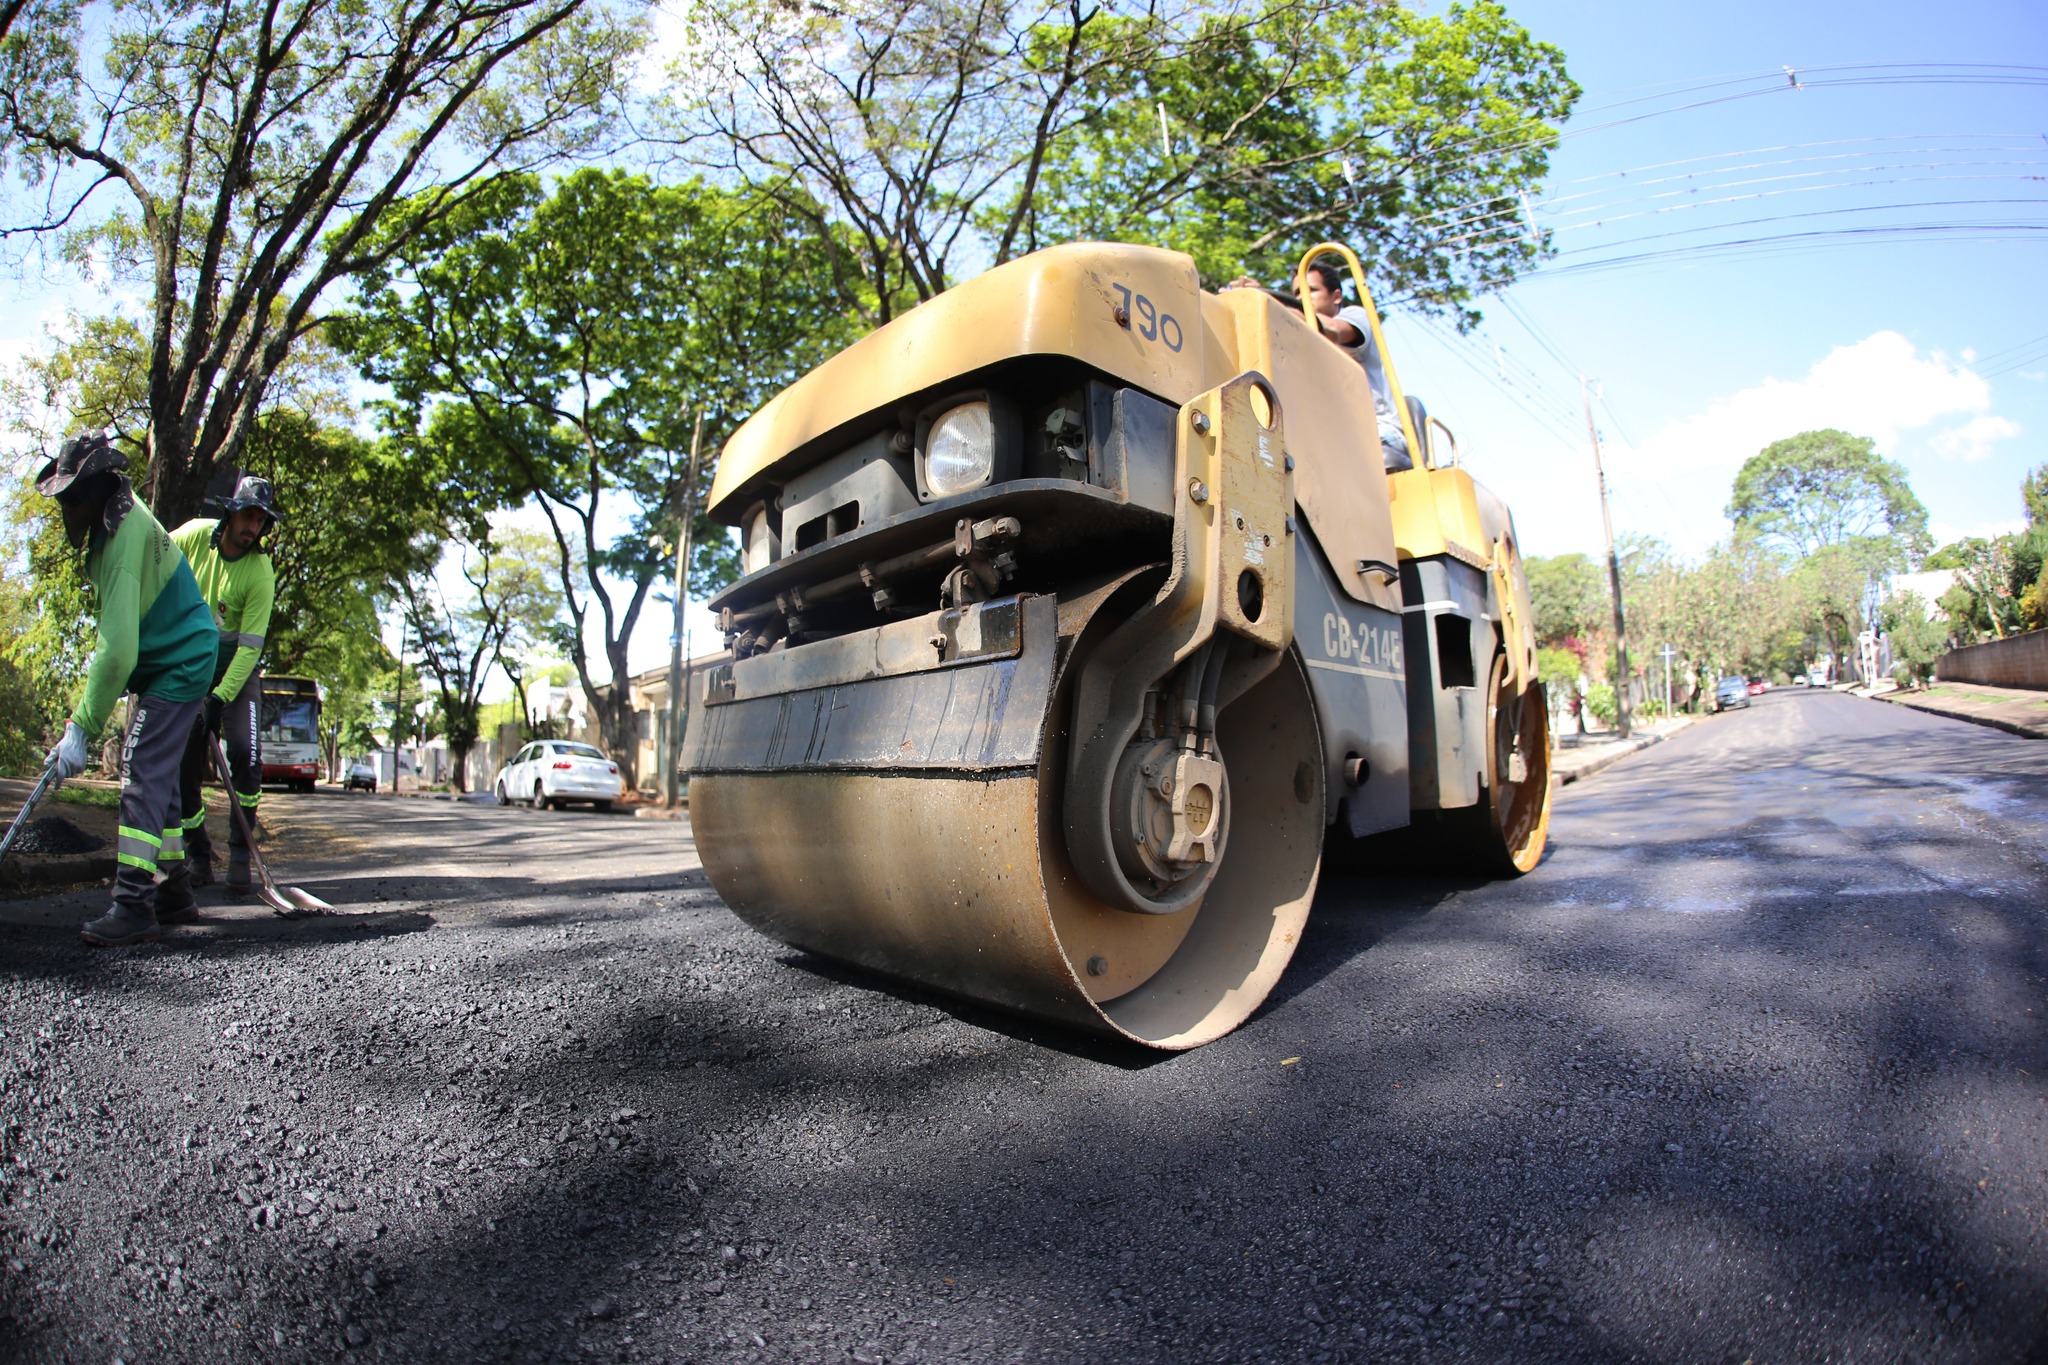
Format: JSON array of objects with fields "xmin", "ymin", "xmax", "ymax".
[
  {"xmin": 113, "ymin": 693, "xmax": 203, "ymax": 916},
  {"xmin": 178, "ymin": 669, "xmax": 262, "ymax": 879}
]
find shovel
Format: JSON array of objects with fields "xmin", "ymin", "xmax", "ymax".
[
  {"xmin": 210, "ymin": 734, "xmax": 331, "ymax": 918},
  {"xmin": 0, "ymin": 763, "xmax": 61, "ymax": 867}
]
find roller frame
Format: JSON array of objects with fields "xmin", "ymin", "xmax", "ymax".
[{"xmin": 1061, "ymin": 372, "xmax": 1295, "ymax": 916}]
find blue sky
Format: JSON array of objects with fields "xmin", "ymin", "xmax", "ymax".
[{"xmin": 1382, "ymin": 0, "xmax": 2048, "ymax": 565}]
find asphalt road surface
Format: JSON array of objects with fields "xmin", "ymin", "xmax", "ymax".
[{"xmin": 1, "ymin": 688, "xmax": 2043, "ymax": 1363}]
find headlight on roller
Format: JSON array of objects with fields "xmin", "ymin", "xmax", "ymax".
[{"xmin": 922, "ymin": 401, "xmax": 997, "ymax": 499}]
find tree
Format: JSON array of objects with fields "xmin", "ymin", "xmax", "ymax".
[
  {"xmin": 239, "ymin": 410, "xmax": 444, "ymax": 676},
  {"xmin": 396, "ymin": 524, "xmax": 561, "ymax": 789},
  {"xmin": 480, "ymin": 526, "xmax": 567, "ymax": 744},
  {"xmin": 669, "ymin": 0, "xmax": 1577, "ymax": 327},
  {"xmin": 1, "ymin": 0, "xmax": 642, "ymax": 526},
  {"xmin": 1727, "ymin": 429, "xmax": 1929, "ymax": 560},
  {"xmin": 1525, "ymin": 553, "xmax": 1607, "ymax": 646},
  {"xmin": 1929, "ymin": 536, "xmax": 2026, "ymax": 643},
  {"xmin": 1881, "ymin": 590, "xmax": 1947, "ymax": 689},
  {"xmin": 397, "ymin": 529, "xmax": 557, "ymax": 791},
  {"xmin": 1033, "ymin": 0, "xmax": 1579, "ymax": 316},
  {"xmin": 2023, "ymin": 462, "xmax": 2048, "ymax": 527},
  {"xmin": 332, "ymin": 170, "xmax": 859, "ymax": 782},
  {"xmin": 0, "ymin": 564, "xmax": 50, "ymax": 772}
]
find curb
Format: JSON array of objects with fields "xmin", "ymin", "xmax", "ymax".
[
  {"xmin": 1, "ymin": 852, "xmax": 114, "ymax": 890},
  {"xmin": 1874, "ymin": 692, "xmax": 2047, "ymax": 741},
  {"xmin": 1554, "ymin": 718, "xmax": 1693, "ymax": 787}
]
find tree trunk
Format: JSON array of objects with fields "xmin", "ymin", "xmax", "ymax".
[{"xmin": 447, "ymin": 737, "xmax": 473, "ymax": 793}]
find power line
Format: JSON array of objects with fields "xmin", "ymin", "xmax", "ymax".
[
  {"xmin": 1534, "ymin": 220, "xmax": 2048, "ymax": 278},
  {"xmin": 1421, "ymin": 145, "xmax": 2048, "ymax": 242}
]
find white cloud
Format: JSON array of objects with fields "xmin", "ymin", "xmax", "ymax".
[
  {"xmin": 1624, "ymin": 331, "xmax": 1989, "ymax": 476},
  {"xmin": 1588, "ymin": 331, "xmax": 2021, "ymax": 559},
  {"xmin": 1930, "ymin": 415, "xmax": 2021, "ymax": 463}
]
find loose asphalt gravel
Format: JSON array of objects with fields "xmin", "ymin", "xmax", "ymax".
[
  {"xmin": 0, "ymin": 687, "xmax": 2043, "ymax": 1363},
  {"xmin": 3, "ymin": 816, "xmax": 105, "ymax": 859}
]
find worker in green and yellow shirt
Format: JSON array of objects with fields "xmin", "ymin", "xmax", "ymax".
[
  {"xmin": 35, "ymin": 433, "xmax": 217, "ymax": 947},
  {"xmin": 170, "ymin": 475, "xmax": 281, "ymax": 896}
]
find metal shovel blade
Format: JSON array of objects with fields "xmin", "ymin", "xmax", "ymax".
[
  {"xmin": 210, "ymin": 735, "xmax": 331, "ymax": 918},
  {"xmin": 0, "ymin": 765, "xmax": 60, "ymax": 866}
]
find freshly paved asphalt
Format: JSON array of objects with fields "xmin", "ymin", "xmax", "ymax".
[{"xmin": 1, "ymin": 688, "xmax": 2042, "ymax": 1362}]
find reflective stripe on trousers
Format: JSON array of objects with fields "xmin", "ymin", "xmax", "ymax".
[
  {"xmin": 112, "ymin": 692, "xmax": 203, "ymax": 916},
  {"xmin": 116, "ymin": 824, "xmax": 161, "ymax": 874}
]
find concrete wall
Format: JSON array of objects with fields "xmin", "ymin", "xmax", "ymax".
[{"xmin": 1937, "ymin": 629, "xmax": 2048, "ymax": 689}]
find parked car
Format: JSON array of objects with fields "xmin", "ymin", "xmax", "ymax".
[
  {"xmin": 1747, "ymin": 679, "xmax": 1768, "ymax": 696},
  {"xmin": 494, "ymin": 740, "xmax": 623, "ymax": 812},
  {"xmin": 343, "ymin": 759, "xmax": 377, "ymax": 793},
  {"xmin": 1714, "ymin": 676, "xmax": 1752, "ymax": 711}
]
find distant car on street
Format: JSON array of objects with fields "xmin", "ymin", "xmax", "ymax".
[
  {"xmin": 343, "ymin": 760, "xmax": 377, "ymax": 793},
  {"xmin": 1715, "ymin": 677, "xmax": 1752, "ymax": 711},
  {"xmin": 1747, "ymin": 679, "xmax": 1768, "ymax": 696},
  {"xmin": 495, "ymin": 740, "xmax": 623, "ymax": 812},
  {"xmin": 1807, "ymin": 664, "xmax": 1832, "ymax": 688}
]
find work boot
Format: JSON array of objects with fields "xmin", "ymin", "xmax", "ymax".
[
  {"xmin": 188, "ymin": 848, "xmax": 216, "ymax": 888},
  {"xmin": 225, "ymin": 859, "xmax": 253, "ymax": 899},
  {"xmin": 154, "ymin": 875, "xmax": 199, "ymax": 925},
  {"xmin": 81, "ymin": 903, "xmax": 162, "ymax": 948}
]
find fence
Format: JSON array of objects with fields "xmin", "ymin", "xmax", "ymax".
[{"xmin": 1936, "ymin": 629, "xmax": 2048, "ymax": 690}]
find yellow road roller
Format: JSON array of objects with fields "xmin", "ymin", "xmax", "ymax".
[{"xmin": 685, "ymin": 241, "xmax": 1551, "ymax": 1050}]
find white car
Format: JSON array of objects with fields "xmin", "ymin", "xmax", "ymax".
[{"xmin": 494, "ymin": 740, "xmax": 623, "ymax": 812}]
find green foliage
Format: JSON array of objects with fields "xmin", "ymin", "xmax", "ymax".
[
  {"xmin": 333, "ymin": 169, "xmax": 858, "ymax": 781},
  {"xmin": 2023, "ymin": 463, "xmax": 2048, "ymax": 527},
  {"xmin": 1535, "ymin": 645, "xmax": 1583, "ymax": 686},
  {"xmin": 52, "ymin": 784, "xmax": 118, "ymax": 809},
  {"xmin": 1584, "ymin": 681, "xmax": 1617, "ymax": 726},
  {"xmin": 2, "ymin": 317, "xmax": 441, "ymax": 766},
  {"xmin": 1881, "ymin": 590, "xmax": 1947, "ymax": 689},
  {"xmin": 1525, "ymin": 553, "xmax": 1607, "ymax": 646},
  {"xmin": 241, "ymin": 408, "xmax": 443, "ymax": 679},
  {"xmin": 675, "ymin": 0, "xmax": 1576, "ymax": 328},
  {"xmin": 396, "ymin": 525, "xmax": 564, "ymax": 789},
  {"xmin": 1726, "ymin": 428, "xmax": 1929, "ymax": 564},
  {"xmin": 0, "ymin": 472, "xmax": 96, "ymax": 743},
  {"xmin": 0, "ymin": 568, "xmax": 48, "ymax": 773},
  {"xmin": 1034, "ymin": 0, "xmax": 1579, "ymax": 320},
  {"xmin": 1931, "ymin": 536, "xmax": 2028, "ymax": 643},
  {"xmin": 2, "ymin": 0, "xmax": 643, "ymax": 525}
]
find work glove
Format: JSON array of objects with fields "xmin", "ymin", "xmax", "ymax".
[
  {"xmin": 204, "ymin": 693, "xmax": 226, "ymax": 737},
  {"xmin": 46, "ymin": 722, "xmax": 89, "ymax": 781}
]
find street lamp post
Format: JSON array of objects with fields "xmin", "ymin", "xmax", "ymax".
[{"xmin": 390, "ymin": 618, "xmax": 405, "ymax": 793}]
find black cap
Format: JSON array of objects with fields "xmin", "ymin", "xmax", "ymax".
[{"xmin": 34, "ymin": 433, "xmax": 128, "ymax": 502}]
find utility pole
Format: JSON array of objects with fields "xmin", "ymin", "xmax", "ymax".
[
  {"xmin": 1659, "ymin": 643, "xmax": 1677, "ymax": 718},
  {"xmin": 665, "ymin": 414, "xmax": 706, "ymax": 809},
  {"xmin": 1581, "ymin": 376, "xmax": 1631, "ymax": 738},
  {"xmin": 390, "ymin": 617, "xmax": 406, "ymax": 792}
]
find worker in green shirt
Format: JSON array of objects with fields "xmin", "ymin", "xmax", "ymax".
[
  {"xmin": 36, "ymin": 434, "xmax": 217, "ymax": 947},
  {"xmin": 170, "ymin": 474, "xmax": 282, "ymax": 897}
]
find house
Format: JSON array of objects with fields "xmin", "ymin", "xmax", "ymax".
[{"xmin": 590, "ymin": 648, "xmax": 733, "ymax": 795}]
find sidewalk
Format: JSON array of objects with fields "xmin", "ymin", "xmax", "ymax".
[
  {"xmin": 1876, "ymin": 679, "xmax": 2048, "ymax": 740},
  {"xmin": 1550, "ymin": 715, "xmax": 1696, "ymax": 787}
]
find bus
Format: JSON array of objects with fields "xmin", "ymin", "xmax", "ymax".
[{"xmin": 259, "ymin": 675, "xmax": 323, "ymax": 792}]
